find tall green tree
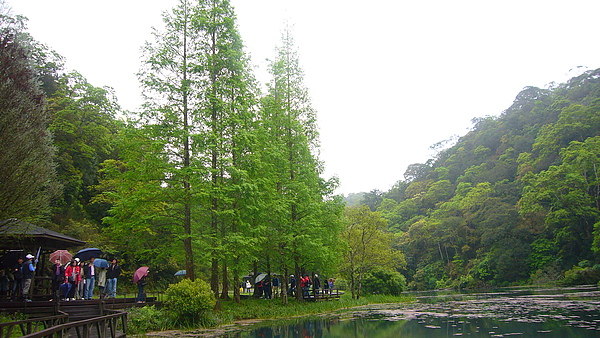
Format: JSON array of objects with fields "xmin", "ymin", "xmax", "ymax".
[
  {"xmin": 0, "ymin": 5, "xmax": 58, "ymax": 222},
  {"xmin": 108, "ymin": 0, "xmax": 209, "ymax": 281},
  {"xmin": 104, "ymin": 1, "xmax": 258, "ymax": 301},
  {"xmin": 196, "ymin": 0, "xmax": 259, "ymax": 302},
  {"xmin": 258, "ymin": 25, "xmax": 343, "ymax": 303}
]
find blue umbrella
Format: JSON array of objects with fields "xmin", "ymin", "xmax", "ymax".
[
  {"xmin": 93, "ymin": 258, "xmax": 109, "ymax": 268},
  {"xmin": 74, "ymin": 248, "xmax": 103, "ymax": 261},
  {"xmin": 174, "ymin": 270, "xmax": 186, "ymax": 277}
]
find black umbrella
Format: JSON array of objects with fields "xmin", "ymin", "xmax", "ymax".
[{"xmin": 74, "ymin": 248, "xmax": 103, "ymax": 261}]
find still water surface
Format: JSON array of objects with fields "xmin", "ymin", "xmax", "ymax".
[{"xmin": 221, "ymin": 286, "xmax": 600, "ymax": 338}]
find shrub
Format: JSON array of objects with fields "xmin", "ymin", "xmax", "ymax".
[
  {"xmin": 560, "ymin": 264, "xmax": 600, "ymax": 286},
  {"xmin": 165, "ymin": 278, "xmax": 216, "ymax": 326},
  {"xmin": 361, "ymin": 266, "xmax": 407, "ymax": 295},
  {"xmin": 127, "ymin": 306, "xmax": 171, "ymax": 334}
]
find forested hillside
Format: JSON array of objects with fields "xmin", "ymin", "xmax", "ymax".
[{"xmin": 375, "ymin": 69, "xmax": 600, "ymax": 289}]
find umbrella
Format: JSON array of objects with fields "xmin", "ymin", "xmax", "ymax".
[
  {"xmin": 93, "ymin": 258, "xmax": 109, "ymax": 268},
  {"xmin": 255, "ymin": 273, "xmax": 267, "ymax": 283},
  {"xmin": 133, "ymin": 266, "xmax": 149, "ymax": 283},
  {"xmin": 74, "ymin": 248, "xmax": 103, "ymax": 261},
  {"xmin": 49, "ymin": 250, "xmax": 72, "ymax": 265},
  {"xmin": 174, "ymin": 270, "xmax": 186, "ymax": 277}
]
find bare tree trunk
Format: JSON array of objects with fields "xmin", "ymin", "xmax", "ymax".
[
  {"xmin": 220, "ymin": 263, "xmax": 229, "ymax": 300},
  {"xmin": 211, "ymin": 258, "xmax": 220, "ymax": 309},
  {"xmin": 295, "ymin": 261, "xmax": 302, "ymax": 301},
  {"xmin": 281, "ymin": 268, "xmax": 288, "ymax": 305},
  {"xmin": 350, "ymin": 270, "xmax": 356, "ymax": 299},
  {"xmin": 233, "ymin": 258, "xmax": 241, "ymax": 303},
  {"xmin": 252, "ymin": 261, "xmax": 259, "ymax": 298}
]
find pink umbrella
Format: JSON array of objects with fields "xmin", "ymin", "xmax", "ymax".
[
  {"xmin": 133, "ymin": 266, "xmax": 149, "ymax": 283},
  {"xmin": 49, "ymin": 250, "xmax": 72, "ymax": 265}
]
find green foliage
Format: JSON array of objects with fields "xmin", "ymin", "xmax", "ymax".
[
  {"xmin": 165, "ymin": 278, "xmax": 216, "ymax": 326},
  {"xmin": 340, "ymin": 205, "xmax": 405, "ymax": 298},
  {"xmin": 361, "ymin": 267, "xmax": 407, "ymax": 296},
  {"xmin": 559, "ymin": 263, "xmax": 600, "ymax": 286},
  {"xmin": 48, "ymin": 71, "xmax": 119, "ymax": 224},
  {"xmin": 216, "ymin": 293, "xmax": 414, "ymax": 324},
  {"xmin": 385, "ymin": 69, "xmax": 600, "ymax": 290},
  {"xmin": 0, "ymin": 312, "xmax": 28, "ymax": 337},
  {"xmin": 0, "ymin": 7, "xmax": 59, "ymax": 221},
  {"xmin": 529, "ymin": 238, "xmax": 558, "ymax": 270},
  {"xmin": 127, "ymin": 305, "xmax": 171, "ymax": 334}
]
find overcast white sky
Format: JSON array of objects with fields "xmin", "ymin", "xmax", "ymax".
[{"xmin": 9, "ymin": 0, "xmax": 600, "ymax": 195}]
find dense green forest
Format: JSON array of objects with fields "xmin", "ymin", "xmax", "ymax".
[
  {"xmin": 2, "ymin": 0, "xmax": 600, "ymax": 302},
  {"xmin": 371, "ymin": 71, "xmax": 600, "ymax": 289}
]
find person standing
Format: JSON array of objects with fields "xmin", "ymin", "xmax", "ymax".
[
  {"xmin": 105, "ymin": 259, "xmax": 121, "ymax": 298},
  {"xmin": 21, "ymin": 254, "xmax": 36, "ymax": 301},
  {"xmin": 11, "ymin": 257, "xmax": 23, "ymax": 301},
  {"xmin": 75, "ymin": 259, "xmax": 85, "ymax": 299},
  {"xmin": 272, "ymin": 274, "xmax": 280, "ymax": 298},
  {"xmin": 300, "ymin": 275, "xmax": 310, "ymax": 297},
  {"xmin": 83, "ymin": 257, "xmax": 96, "ymax": 300},
  {"xmin": 96, "ymin": 266, "xmax": 107, "ymax": 299},
  {"xmin": 288, "ymin": 275, "xmax": 296, "ymax": 297},
  {"xmin": 64, "ymin": 259, "xmax": 80, "ymax": 301},
  {"xmin": 245, "ymin": 280, "xmax": 251, "ymax": 293},
  {"xmin": 263, "ymin": 278, "xmax": 272, "ymax": 299},
  {"xmin": 136, "ymin": 270, "xmax": 148, "ymax": 303},
  {"xmin": 313, "ymin": 274, "xmax": 321, "ymax": 296},
  {"xmin": 50, "ymin": 259, "xmax": 65, "ymax": 301}
]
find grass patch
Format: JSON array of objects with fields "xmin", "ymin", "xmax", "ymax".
[
  {"xmin": 215, "ymin": 293, "xmax": 414, "ymax": 324},
  {"xmin": 129, "ymin": 293, "xmax": 414, "ymax": 334}
]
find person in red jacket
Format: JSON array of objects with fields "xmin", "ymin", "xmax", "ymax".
[
  {"xmin": 64, "ymin": 259, "xmax": 81, "ymax": 301},
  {"xmin": 300, "ymin": 275, "xmax": 311, "ymax": 297}
]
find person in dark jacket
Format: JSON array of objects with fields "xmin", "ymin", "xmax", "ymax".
[
  {"xmin": 82, "ymin": 257, "xmax": 96, "ymax": 300},
  {"xmin": 136, "ymin": 271, "xmax": 149, "ymax": 303},
  {"xmin": 263, "ymin": 278, "xmax": 272, "ymax": 299},
  {"xmin": 272, "ymin": 274, "xmax": 280, "ymax": 298},
  {"xmin": 11, "ymin": 257, "xmax": 23, "ymax": 301},
  {"xmin": 50, "ymin": 259, "xmax": 65, "ymax": 301},
  {"xmin": 313, "ymin": 274, "xmax": 321, "ymax": 295},
  {"xmin": 288, "ymin": 275, "xmax": 296, "ymax": 296},
  {"xmin": 22, "ymin": 254, "xmax": 36, "ymax": 301},
  {"xmin": 105, "ymin": 258, "xmax": 121, "ymax": 298}
]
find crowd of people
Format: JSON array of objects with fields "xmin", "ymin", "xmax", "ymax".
[
  {"xmin": 52, "ymin": 257, "xmax": 122, "ymax": 301},
  {"xmin": 250, "ymin": 273, "xmax": 335, "ymax": 299},
  {"xmin": 0, "ymin": 254, "xmax": 124, "ymax": 302}
]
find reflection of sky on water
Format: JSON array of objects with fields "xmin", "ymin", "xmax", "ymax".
[{"xmin": 209, "ymin": 286, "xmax": 600, "ymax": 337}]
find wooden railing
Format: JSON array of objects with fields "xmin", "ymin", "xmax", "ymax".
[
  {"xmin": 19, "ymin": 309, "xmax": 127, "ymax": 338},
  {"xmin": 302, "ymin": 288, "xmax": 342, "ymax": 300},
  {"xmin": 0, "ymin": 311, "xmax": 68, "ymax": 338}
]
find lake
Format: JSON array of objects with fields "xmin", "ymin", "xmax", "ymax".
[{"xmin": 218, "ymin": 285, "xmax": 600, "ymax": 337}]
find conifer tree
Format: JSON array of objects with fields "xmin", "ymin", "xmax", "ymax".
[
  {"xmin": 105, "ymin": 1, "xmax": 258, "ymax": 298},
  {"xmin": 259, "ymin": 25, "xmax": 343, "ymax": 303},
  {"xmin": 0, "ymin": 5, "xmax": 58, "ymax": 222}
]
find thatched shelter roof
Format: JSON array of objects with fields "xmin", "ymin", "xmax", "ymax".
[{"xmin": 0, "ymin": 218, "xmax": 85, "ymax": 252}]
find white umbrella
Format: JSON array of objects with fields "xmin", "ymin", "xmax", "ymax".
[{"xmin": 255, "ymin": 273, "xmax": 267, "ymax": 283}]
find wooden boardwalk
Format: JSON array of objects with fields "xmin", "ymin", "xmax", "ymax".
[{"xmin": 0, "ymin": 297, "xmax": 159, "ymax": 337}]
